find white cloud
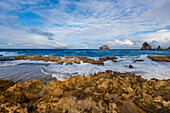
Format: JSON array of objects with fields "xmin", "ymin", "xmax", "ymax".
[
  {"xmin": 0, "ymin": 0, "xmax": 170, "ymax": 48},
  {"xmin": 128, "ymin": 29, "xmax": 170, "ymax": 48}
]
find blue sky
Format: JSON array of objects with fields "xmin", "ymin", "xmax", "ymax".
[{"xmin": 0, "ymin": 0, "xmax": 170, "ymax": 49}]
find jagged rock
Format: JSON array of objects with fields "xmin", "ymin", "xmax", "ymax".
[
  {"xmin": 156, "ymin": 45, "xmax": 163, "ymax": 50},
  {"xmin": 0, "ymin": 71, "xmax": 169, "ymax": 113},
  {"xmin": 141, "ymin": 42, "xmax": 152, "ymax": 50},
  {"xmin": 0, "ymin": 54, "xmax": 3, "ymax": 56},
  {"xmin": 129, "ymin": 65, "xmax": 133, "ymax": 68},
  {"xmin": 134, "ymin": 59, "xmax": 144, "ymax": 63},
  {"xmin": 148, "ymin": 56, "xmax": 170, "ymax": 62},
  {"xmin": 100, "ymin": 45, "xmax": 110, "ymax": 50}
]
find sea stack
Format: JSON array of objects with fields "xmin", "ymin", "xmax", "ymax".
[
  {"xmin": 99, "ymin": 45, "xmax": 110, "ymax": 50},
  {"xmin": 156, "ymin": 45, "xmax": 163, "ymax": 50},
  {"xmin": 140, "ymin": 42, "xmax": 152, "ymax": 50}
]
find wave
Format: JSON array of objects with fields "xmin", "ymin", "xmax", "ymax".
[{"xmin": 0, "ymin": 55, "xmax": 169, "ymax": 81}]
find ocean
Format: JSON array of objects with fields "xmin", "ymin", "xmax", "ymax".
[{"xmin": 0, "ymin": 49, "xmax": 170, "ymax": 83}]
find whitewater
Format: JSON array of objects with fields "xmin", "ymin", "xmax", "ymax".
[{"xmin": 0, "ymin": 49, "xmax": 169, "ymax": 83}]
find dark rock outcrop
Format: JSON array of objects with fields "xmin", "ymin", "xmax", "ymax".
[
  {"xmin": 0, "ymin": 54, "xmax": 3, "ymax": 56},
  {"xmin": 0, "ymin": 71, "xmax": 169, "ymax": 113},
  {"xmin": 129, "ymin": 65, "xmax": 133, "ymax": 68},
  {"xmin": 148, "ymin": 56, "xmax": 170, "ymax": 62},
  {"xmin": 134, "ymin": 59, "xmax": 144, "ymax": 63},
  {"xmin": 141, "ymin": 42, "xmax": 152, "ymax": 50},
  {"xmin": 100, "ymin": 45, "xmax": 110, "ymax": 50},
  {"xmin": 0, "ymin": 58, "xmax": 14, "ymax": 61}
]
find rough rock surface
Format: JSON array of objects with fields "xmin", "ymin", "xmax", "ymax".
[
  {"xmin": 0, "ymin": 71, "xmax": 169, "ymax": 113},
  {"xmin": 141, "ymin": 42, "xmax": 152, "ymax": 50},
  {"xmin": 148, "ymin": 56, "xmax": 170, "ymax": 62},
  {"xmin": 100, "ymin": 45, "xmax": 110, "ymax": 50},
  {"xmin": 11, "ymin": 55, "xmax": 104, "ymax": 65}
]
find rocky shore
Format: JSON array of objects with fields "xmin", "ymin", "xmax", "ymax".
[
  {"xmin": 0, "ymin": 71, "xmax": 169, "ymax": 113},
  {"xmin": 148, "ymin": 56, "xmax": 170, "ymax": 62},
  {"xmin": 0, "ymin": 55, "xmax": 105, "ymax": 65}
]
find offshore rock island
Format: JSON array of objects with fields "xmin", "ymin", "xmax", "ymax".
[
  {"xmin": 0, "ymin": 71, "xmax": 170, "ymax": 113},
  {"xmin": 141, "ymin": 42, "xmax": 170, "ymax": 50}
]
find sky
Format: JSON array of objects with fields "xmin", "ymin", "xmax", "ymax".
[{"xmin": 0, "ymin": 0, "xmax": 170, "ymax": 49}]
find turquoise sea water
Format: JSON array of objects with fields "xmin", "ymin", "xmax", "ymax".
[{"xmin": 0, "ymin": 49, "xmax": 170, "ymax": 83}]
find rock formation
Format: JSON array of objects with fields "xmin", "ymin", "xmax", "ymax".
[
  {"xmin": 156, "ymin": 45, "xmax": 163, "ymax": 50},
  {"xmin": 128, "ymin": 65, "xmax": 133, "ymax": 68},
  {"xmin": 148, "ymin": 56, "xmax": 170, "ymax": 62},
  {"xmin": 100, "ymin": 45, "xmax": 110, "ymax": 50},
  {"xmin": 0, "ymin": 55, "xmax": 104, "ymax": 65},
  {"xmin": 140, "ymin": 42, "xmax": 152, "ymax": 50},
  {"xmin": 0, "ymin": 71, "xmax": 169, "ymax": 113},
  {"xmin": 0, "ymin": 54, "xmax": 3, "ymax": 56}
]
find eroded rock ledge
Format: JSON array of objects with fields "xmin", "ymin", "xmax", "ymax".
[
  {"xmin": 0, "ymin": 71, "xmax": 169, "ymax": 113},
  {"xmin": 148, "ymin": 56, "xmax": 170, "ymax": 62},
  {"xmin": 0, "ymin": 55, "xmax": 105, "ymax": 65}
]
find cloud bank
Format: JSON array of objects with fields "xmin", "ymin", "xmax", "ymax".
[{"xmin": 0, "ymin": 0, "xmax": 170, "ymax": 49}]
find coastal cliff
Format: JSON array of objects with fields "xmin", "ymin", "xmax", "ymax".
[{"xmin": 0, "ymin": 71, "xmax": 169, "ymax": 113}]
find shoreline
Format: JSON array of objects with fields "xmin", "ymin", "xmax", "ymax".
[{"xmin": 0, "ymin": 71, "xmax": 169, "ymax": 112}]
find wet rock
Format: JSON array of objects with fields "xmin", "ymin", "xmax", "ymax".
[
  {"xmin": 148, "ymin": 56, "xmax": 170, "ymax": 62},
  {"xmin": 13, "ymin": 55, "xmax": 104, "ymax": 65},
  {"xmin": 129, "ymin": 65, "xmax": 133, "ymax": 68},
  {"xmin": 0, "ymin": 54, "xmax": 3, "ymax": 56},
  {"xmin": 99, "ymin": 57, "xmax": 107, "ymax": 61},
  {"xmin": 134, "ymin": 59, "xmax": 144, "ymax": 63},
  {"xmin": 99, "ymin": 45, "xmax": 110, "ymax": 50},
  {"xmin": 112, "ymin": 60, "xmax": 117, "ymax": 62},
  {"xmin": 107, "ymin": 56, "xmax": 117, "ymax": 60},
  {"xmin": 141, "ymin": 42, "xmax": 152, "ymax": 50},
  {"xmin": 0, "ymin": 58, "xmax": 14, "ymax": 61}
]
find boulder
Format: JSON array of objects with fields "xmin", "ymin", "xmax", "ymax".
[
  {"xmin": 141, "ymin": 42, "xmax": 152, "ymax": 50},
  {"xmin": 99, "ymin": 45, "xmax": 110, "ymax": 50},
  {"xmin": 129, "ymin": 65, "xmax": 133, "ymax": 68},
  {"xmin": 0, "ymin": 54, "xmax": 3, "ymax": 56}
]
